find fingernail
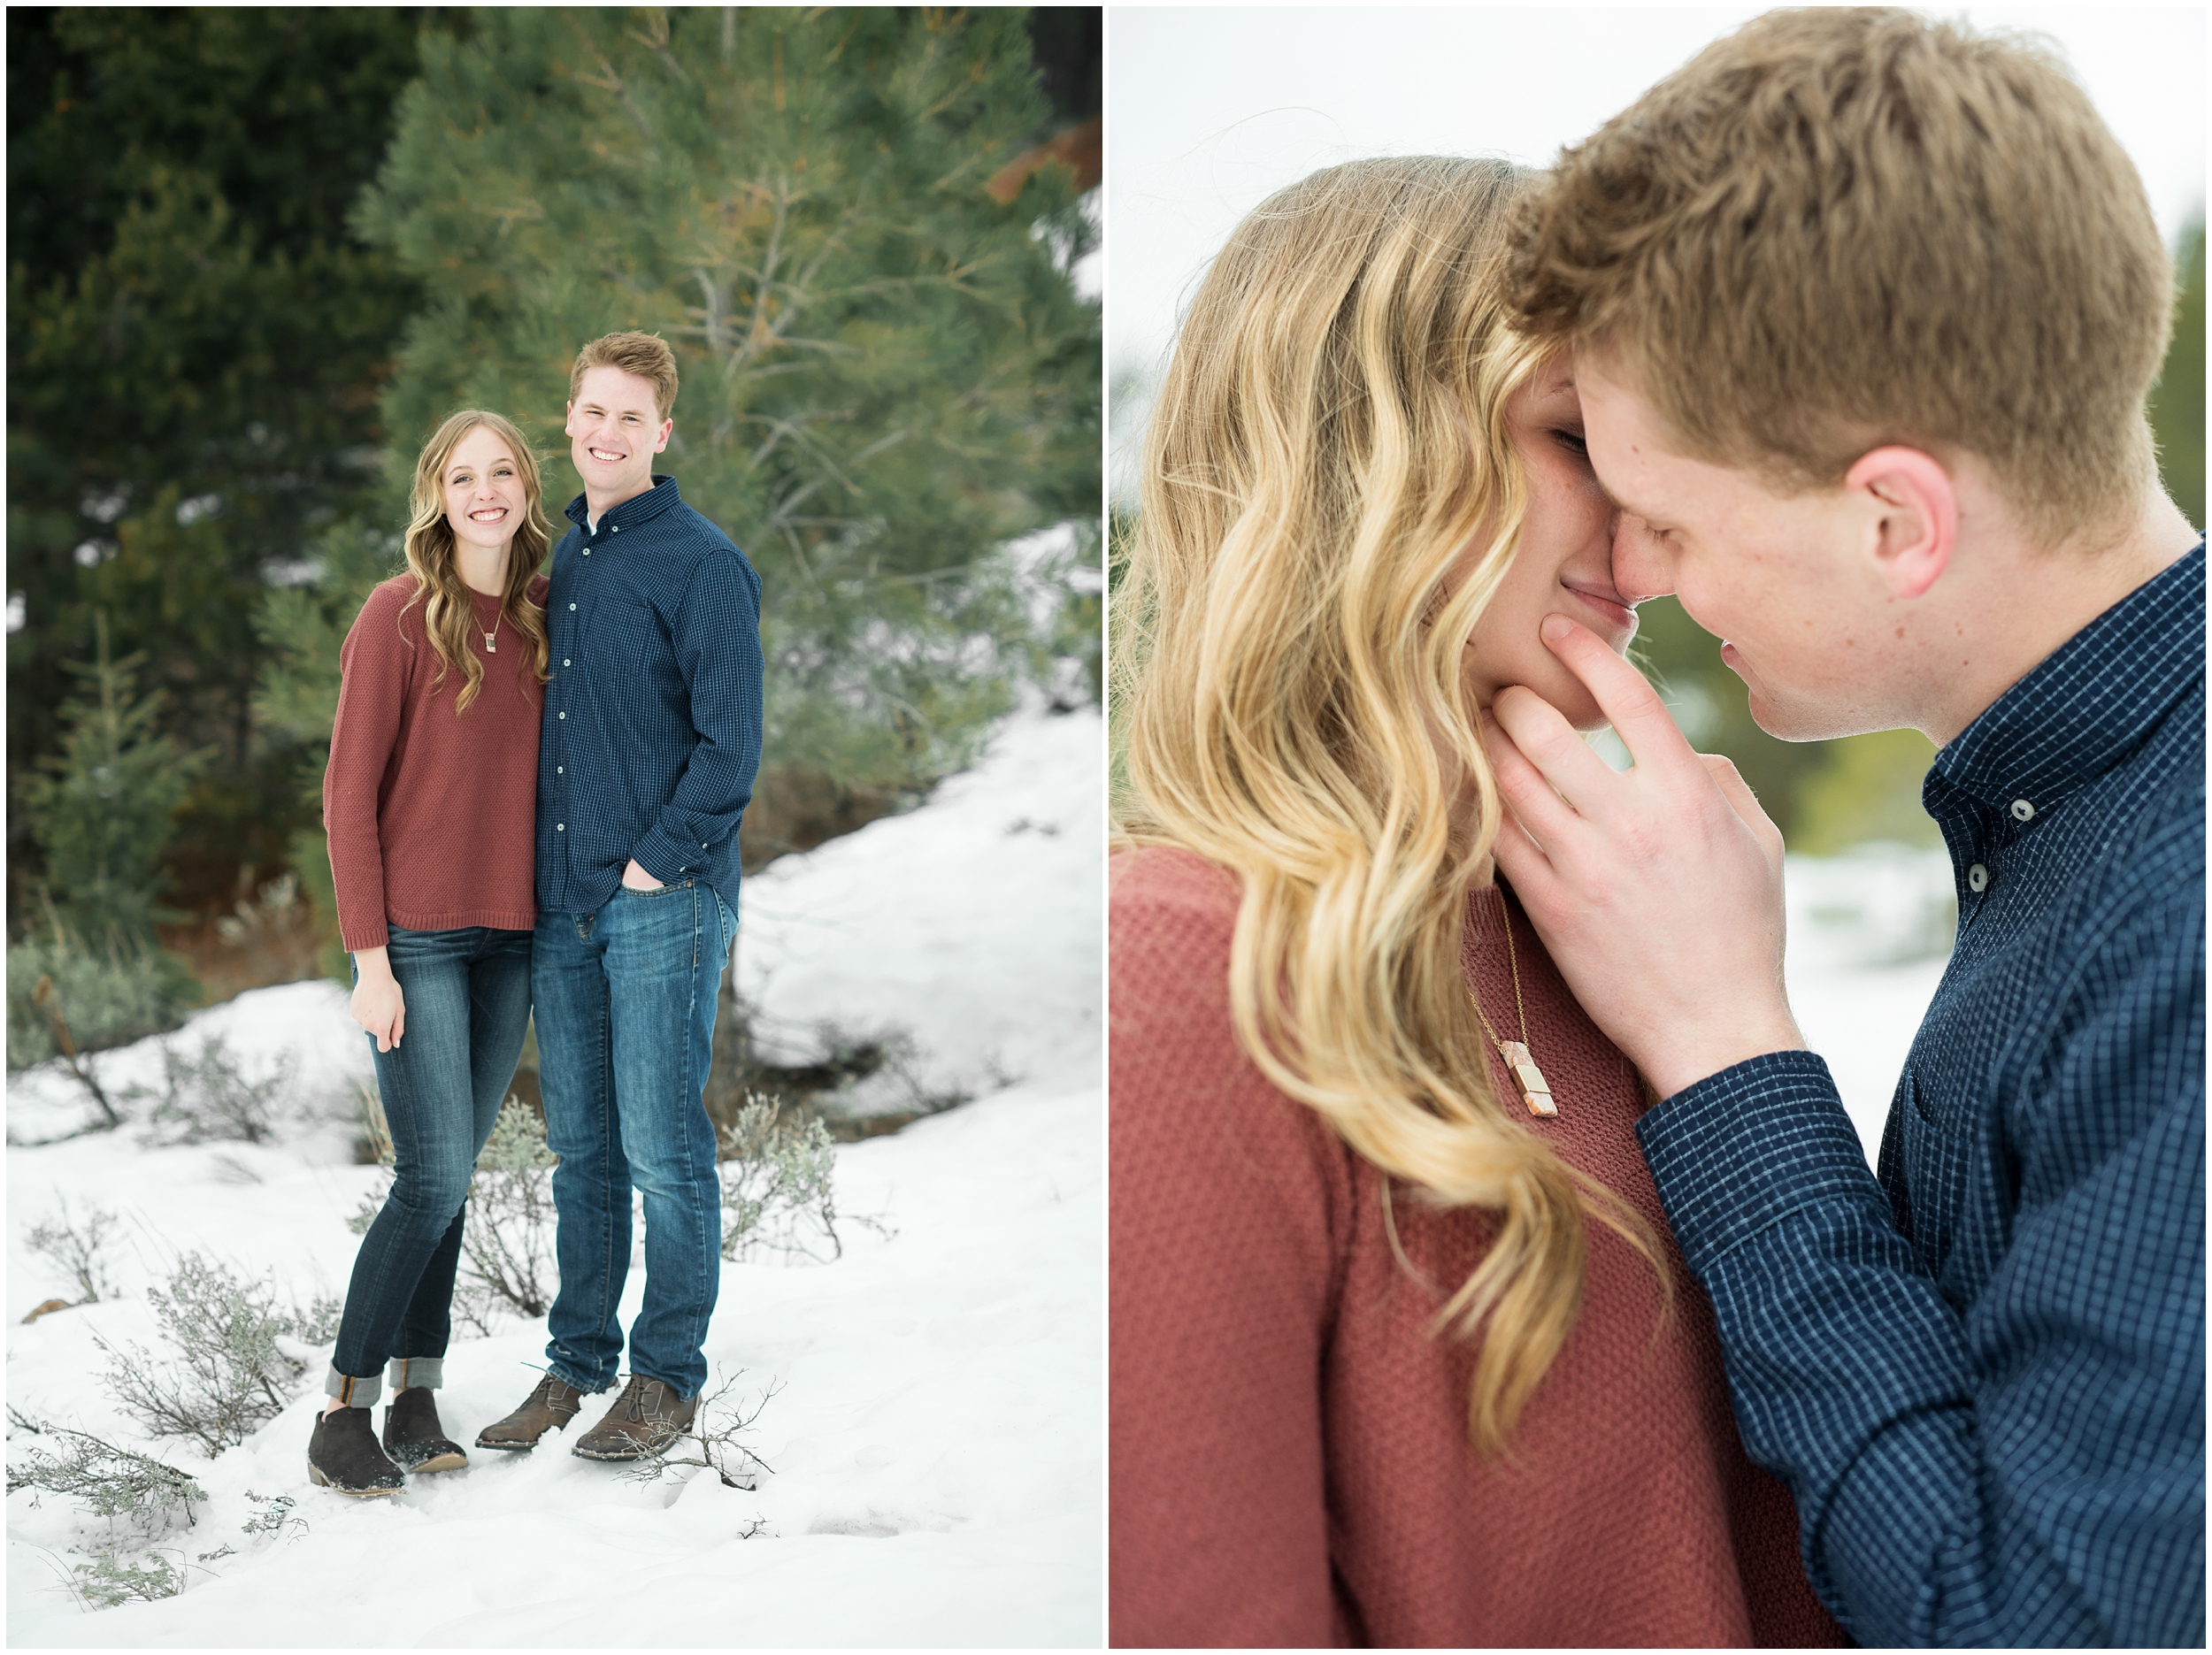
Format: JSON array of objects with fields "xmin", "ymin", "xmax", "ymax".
[{"xmin": 1540, "ymin": 614, "xmax": 1573, "ymax": 642}]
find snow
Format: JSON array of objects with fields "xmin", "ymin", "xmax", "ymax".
[
  {"xmin": 7, "ymin": 705, "xmax": 1102, "ymax": 1646},
  {"xmin": 1782, "ymin": 845, "xmax": 1956, "ymax": 1168}
]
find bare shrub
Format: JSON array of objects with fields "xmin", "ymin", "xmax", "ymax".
[
  {"xmin": 617, "ymin": 1368, "xmax": 781, "ymax": 1491},
  {"xmin": 25, "ymin": 1197, "xmax": 122, "ymax": 1303},
  {"xmin": 718, "ymin": 1092, "xmax": 841, "ymax": 1262},
  {"xmin": 94, "ymin": 1253, "xmax": 341, "ymax": 1457},
  {"xmin": 132, "ymin": 1035, "xmax": 296, "ymax": 1147},
  {"xmin": 349, "ymin": 1095, "xmax": 557, "ymax": 1332}
]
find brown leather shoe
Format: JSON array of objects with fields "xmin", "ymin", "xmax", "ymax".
[
  {"xmin": 473, "ymin": 1372, "xmax": 587, "ymax": 1452},
  {"xmin": 571, "ymin": 1374, "xmax": 696, "ymax": 1461},
  {"xmin": 383, "ymin": 1387, "xmax": 467, "ymax": 1473}
]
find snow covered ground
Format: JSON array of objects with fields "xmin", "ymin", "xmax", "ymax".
[{"xmin": 7, "ymin": 704, "xmax": 1102, "ymax": 1646}]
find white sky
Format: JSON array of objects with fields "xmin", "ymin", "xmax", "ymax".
[{"xmin": 1107, "ymin": 5, "xmax": 2208, "ymax": 490}]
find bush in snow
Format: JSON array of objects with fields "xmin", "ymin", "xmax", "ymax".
[
  {"xmin": 25, "ymin": 1196, "xmax": 123, "ymax": 1303},
  {"xmin": 457, "ymin": 1097, "xmax": 561, "ymax": 1323},
  {"xmin": 131, "ymin": 1034, "xmax": 296, "ymax": 1147},
  {"xmin": 71, "ymin": 1547, "xmax": 185, "ymax": 1609},
  {"xmin": 6, "ymin": 1410, "xmax": 207, "ymax": 1538},
  {"xmin": 5, "ymin": 923, "xmax": 195, "ymax": 1075},
  {"xmin": 94, "ymin": 1252, "xmax": 342, "ymax": 1457},
  {"xmin": 718, "ymin": 1092, "xmax": 842, "ymax": 1263},
  {"xmin": 350, "ymin": 1094, "xmax": 558, "ymax": 1331}
]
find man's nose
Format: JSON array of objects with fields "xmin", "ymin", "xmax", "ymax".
[{"xmin": 1610, "ymin": 514, "xmax": 1676, "ymax": 605}]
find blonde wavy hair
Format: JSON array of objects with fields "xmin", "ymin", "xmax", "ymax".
[
  {"xmin": 1113, "ymin": 156, "xmax": 1663, "ymax": 1455},
  {"xmin": 400, "ymin": 410, "xmax": 553, "ymax": 713}
]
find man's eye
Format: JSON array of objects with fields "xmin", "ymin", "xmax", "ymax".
[{"xmin": 1554, "ymin": 430, "xmax": 1590, "ymax": 460}]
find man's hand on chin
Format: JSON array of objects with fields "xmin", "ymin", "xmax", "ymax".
[
  {"xmin": 622, "ymin": 858, "xmax": 665, "ymax": 892},
  {"xmin": 1481, "ymin": 613, "xmax": 1806, "ymax": 1100}
]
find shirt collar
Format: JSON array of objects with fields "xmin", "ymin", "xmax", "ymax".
[
  {"xmin": 563, "ymin": 473, "xmax": 682, "ymax": 533},
  {"xmin": 1928, "ymin": 539, "xmax": 2204, "ymax": 822}
]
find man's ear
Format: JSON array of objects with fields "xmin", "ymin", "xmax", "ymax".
[
  {"xmin": 655, "ymin": 418, "xmax": 673, "ymax": 453},
  {"xmin": 1846, "ymin": 446, "xmax": 1956, "ymax": 600}
]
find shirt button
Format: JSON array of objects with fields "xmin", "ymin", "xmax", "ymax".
[
  {"xmin": 569, "ymin": 602, "xmax": 576, "ymax": 610},
  {"xmin": 557, "ymin": 766, "xmax": 564, "ymax": 774},
  {"xmin": 563, "ymin": 659, "xmax": 571, "ymax": 667},
  {"xmin": 2009, "ymin": 799, "xmax": 2035, "ymax": 822},
  {"xmin": 558, "ymin": 712, "xmax": 565, "ymax": 720},
  {"xmin": 557, "ymin": 824, "xmax": 565, "ymax": 831},
  {"xmin": 581, "ymin": 549, "xmax": 590, "ymax": 556},
  {"xmin": 1968, "ymin": 863, "xmax": 1990, "ymax": 893}
]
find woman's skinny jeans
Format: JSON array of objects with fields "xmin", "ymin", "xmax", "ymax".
[{"xmin": 326, "ymin": 924, "xmax": 532, "ymax": 1407}]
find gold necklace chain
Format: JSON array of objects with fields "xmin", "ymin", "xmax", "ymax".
[{"xmin": 1470, "ymin": 892, "xmax": 1557, "ymax": 1118}]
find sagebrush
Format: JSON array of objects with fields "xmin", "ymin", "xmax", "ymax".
[
  {"xmin": 718, "ymin": 1093, "xmax": 842, "ymax": 1263},
  {"xmin": 25, "ymin": 1197, "xmax": 123, "ymax": 1303},
  {"xmin": 95, "ymin": 1252, "xmax": 342, "ymax": 1457},
  {"xmin": 6, "ymin": 1410, "xmax": 206, "ymax": 1537}
]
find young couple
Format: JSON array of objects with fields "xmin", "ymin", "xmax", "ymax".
[
  {"xmin": 1112, "ymin": 10, "xmax": 2200, "ymax": 1648},
  {"xmin": 310, "ymin": 332, "xmax": 765, "ymax": 1496}
]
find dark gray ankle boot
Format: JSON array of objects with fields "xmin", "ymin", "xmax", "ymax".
[
  {"xmin": 382, "ymin": 1387, "xmax": 467, "ymax": 1474},
  {"xmin": 309, "ymin": 1406, "xmax": 405, "ymax": 1497}
]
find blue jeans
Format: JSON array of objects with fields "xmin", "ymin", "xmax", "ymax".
[
  {"xmin": 328, "ymin": 924, "xmax": 534, "ymax": 1407},
  {"xmin": 533, "ymin": 881, "xmax": 733, "ymax": 1400}
]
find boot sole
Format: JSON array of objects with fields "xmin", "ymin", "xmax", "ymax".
[
  {"xmin": 571, "ymin": 1440, "xmax": 659, "ymax": 1461},
  {"xmin": 473, "ymin": 1437, "xmax": 539, "ymax": 1452},
  {"xmin": 400, "ymin": 1449, "xmax": 469, "ymax": 1474},
  {"xmin": 308, "ymin": 1462, "xmax": 401, "ymax": 1498}
]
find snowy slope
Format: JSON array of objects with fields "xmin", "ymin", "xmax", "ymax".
[{"xmin": 7, "ymin": 705, "xmax": 1102, "ymax": 1647}]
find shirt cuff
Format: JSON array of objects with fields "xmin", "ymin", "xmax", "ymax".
[
  {"xmin": 1634, "ymin": 1049, "xmax": 1886, "ymax": 1277},
  {"xmin": 627, "ymin": 827, "xmax": 696, "ymax": 887}
]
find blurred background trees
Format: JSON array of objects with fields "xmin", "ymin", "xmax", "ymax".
[{"xmin": 9, "ymin": 5, "xmax": 1101, "ymax": 1041}]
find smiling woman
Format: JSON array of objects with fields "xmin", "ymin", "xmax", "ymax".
[{"xmin": 314, "ymin": 407, "xmax": 553, "ymax": 1495}]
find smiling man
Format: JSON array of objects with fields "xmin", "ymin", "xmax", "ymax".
[
  {"xmin": 475, "ymin": 331, "xmax": 764, "ymax": 1462},
  {"xmin": 1486, "ymin": 10, "xmax": 2203, "ymax": 1647}
]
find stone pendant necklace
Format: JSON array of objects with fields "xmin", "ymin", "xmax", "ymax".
[
  {"xmin": 1470, "ymin": 893, "xmax": 1556, "ymax": 1117},
  {"xmin": 481, "ymin": 607, "xmax": 501, "ymax": 655}
]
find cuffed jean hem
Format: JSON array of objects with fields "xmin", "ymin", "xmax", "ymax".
[
  {"xmin": 326, "ymin": 1367, "xmax": 383, "ymax": 1409},
  {"xmin": 387, "ymin": 1355, "xmax": 444, "ymax": 1391}
]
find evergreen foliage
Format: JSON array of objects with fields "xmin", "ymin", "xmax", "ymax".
[
  {"xmin": 18, "ymin": 615, "xmax": 210, "ymax": 947},
  {"xmin": 348, "ymin": 5, "xmax": 1100, "ymax": 792},
  {"xmin": 6, "ymin": 9, "xmax": 450, "ymax": 918}
]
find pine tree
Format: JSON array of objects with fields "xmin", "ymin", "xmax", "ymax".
[
  {"xmin": 17, "ymin": 613, "xmax": 210, "ymax": 948},
  {"xmin": 6, "ymin": 8, "xmax": 449, "ymax": 921},
  {"xmin": 349, "ymin": 5, "xmax": 1100, "ymax": 793}
]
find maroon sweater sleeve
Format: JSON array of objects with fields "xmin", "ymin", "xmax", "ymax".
[
  {"xmin": 324, "ymin": 579, "xmax": 412, "ymax": 952},
  {"xmin": 1110, "ymin": 849, "xmax": 1351, "ymax": 1648}
]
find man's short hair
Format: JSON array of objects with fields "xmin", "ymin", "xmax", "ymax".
[
  {"xmin": 570, "ymin": 331, "xmax": 680, "ymax": 423},
  {"xmin": 1504, "ymin": 7, "xmax": 2174, "ymax": 548}
]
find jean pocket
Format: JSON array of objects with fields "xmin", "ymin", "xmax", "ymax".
[{"xmin": 618, "ymin": 877, "xmax": 695, "ymax": 900}]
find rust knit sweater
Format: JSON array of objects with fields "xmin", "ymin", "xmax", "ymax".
[
  {"xmin": 1110, "ymin": 847, "xmax": 1844, "ymax": 1649},
  {"xmin": 324, "ymin": 574, "xmax": 549, "ymax": 950}
]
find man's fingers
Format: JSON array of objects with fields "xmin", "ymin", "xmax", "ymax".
[
  {"xmin": 1699, "ymin": 753, "xmax": 1786, "ymax": 866},
  {"xmin": 1481, "ymin": 701, "xmax": 1598, "ymax": 843},
  {"xmin": 1538, "ymin": 616, "xmax": 1698, "ymax": 778}
]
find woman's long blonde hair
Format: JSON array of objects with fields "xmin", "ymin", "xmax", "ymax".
[
  {"xmin": 1113, "ymin": 156, "xmax": 1663, "ymax": 1455},
  {"xmin": 401, "ymin": 410, "xmax": 553, "ymax": 712}
]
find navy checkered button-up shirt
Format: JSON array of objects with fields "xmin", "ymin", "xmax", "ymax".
[
  {"xmin": 536, "ymin": 475, "xmax": 764, "ymax": 918},
  {"xmin": 1639, "ymin": 541, "xmax": 2205, "ymax": 1647}
]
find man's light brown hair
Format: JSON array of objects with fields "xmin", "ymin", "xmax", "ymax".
[
  {"xmin": 570, "ymin": 331, "xmax": 680, "ymax": 423},
  {"xmin": 1504, "ymin": 7, "xmax": 2174, "ymax": 548}
]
